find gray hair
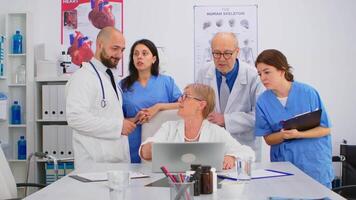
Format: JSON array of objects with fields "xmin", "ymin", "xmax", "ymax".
[{"xmin": 211, "ymin": 32, "xmax": 239, "ymax": 48}]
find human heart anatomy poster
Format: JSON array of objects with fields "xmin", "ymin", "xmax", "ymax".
[{"xmin": 61, "ymin": 0, "xmax": 123, "ymax": 75}]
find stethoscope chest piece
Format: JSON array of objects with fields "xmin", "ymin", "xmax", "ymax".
[{"xmin": 101, "ymin": 99, "xmax": 107, "ymax": 108}]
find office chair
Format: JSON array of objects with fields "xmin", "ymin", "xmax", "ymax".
[
  {"xmin": 0, "ymin": 149, "xmax": 49, "ymax": 199},
  {"xmin": 141, "ymin": 109, "xmax": 179, "ymax": 143},
  {"xmin": 332, "ymin": 143, "xmax": 356, "ymax": 186},
  {"xmin": 332, "ymin": 185, "xmax": 356, "ymax": 200}
]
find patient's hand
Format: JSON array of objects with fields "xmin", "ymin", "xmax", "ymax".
[
  {"xmin": 223, "ymin": 155, "xmax": 236, "ymax": 170},
  {"xmin": 140, "ymin": 143, "xmax": 153, "ymax": 161},
  {"xmin": 143, "ymin": 104, "xmax": 161, "ymax": 122}
]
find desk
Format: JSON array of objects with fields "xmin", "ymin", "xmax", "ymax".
[{"xmin": 25, "ymin": 162, "xmax": 344, "ymax": 200}]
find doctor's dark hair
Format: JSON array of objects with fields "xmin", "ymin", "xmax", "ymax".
[
  {"xmin": 121, "ymin": 39, "xmax": 160, "ymax": 91},
  {"xmin": 255, "ymin": 49, "xmax": 294, "ymax": 82}
]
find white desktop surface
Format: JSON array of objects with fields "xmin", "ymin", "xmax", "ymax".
[{"xmin": 25, "ymin": 162, "xmax": 344, "ymax": 200}]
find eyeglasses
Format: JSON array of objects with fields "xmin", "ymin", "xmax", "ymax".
[
  {"xmin": 179, "ymin": 94, "xmax": 202, "ymax": 102},
  {"xmin": 212, "ymin": 49, "xmax": 236, "ymax": 59}
]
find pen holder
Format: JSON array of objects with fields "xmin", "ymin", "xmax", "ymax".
[{"xmin": 169, "ymin": 181, "xmax": 194, "ymax": 200}]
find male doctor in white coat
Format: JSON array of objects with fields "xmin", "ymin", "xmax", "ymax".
[
  {"xmin": 196, "ymin": 32, "xmax": 265, "ymax": 161},
  {"xmin": 66, "ymin": 27, "xmax": 136, "ymax": 169}
]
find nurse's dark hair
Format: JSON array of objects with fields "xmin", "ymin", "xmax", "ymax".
[
  {"xmin": 121, "ymin": 39, "xmax": 160, "ymax": 91},
  {"xmin": 255, "ymin": 49, "xmax": 294, "ymax": 82}
]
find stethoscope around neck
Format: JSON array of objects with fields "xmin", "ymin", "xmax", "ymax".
[{"xmin": 89, "ymin": 61, "xmax": 107, "ymax": 108}]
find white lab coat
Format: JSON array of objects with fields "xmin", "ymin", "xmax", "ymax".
[
  {"xmin": 66, "ymin": 58, "xmax": 129, "ymax": 169},
  {"xmin": 196, "ymin": 61, "xmax": 264, "ymax": 153},
  {"xmin": 140, "ymin": 120, "xmax": 255, "ymax": 161},
  {"xmin": 0, "ymin": 147, "xmax": 17, "ymax": 199}
]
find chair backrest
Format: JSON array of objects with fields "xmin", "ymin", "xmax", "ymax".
[
  {"xmin": 332, "ymin": 185, "xmax": 356, "ymax": 199},
  {"xmin": 141, "ymin": 109, "xmax": 180, "ymax": 143},
  {"xmin": 0, "ymin": 147, "xmax": 17, "ymax": 199},
  {"xmin": 340, "ymin": 144, "xmax": 356, "ymax": 186}
]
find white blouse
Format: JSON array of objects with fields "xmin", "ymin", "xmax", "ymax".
[{"xmin": 140, "ymin": 119, "xmax": 255, "ymax": 161}]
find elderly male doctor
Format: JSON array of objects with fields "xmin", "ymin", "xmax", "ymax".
[
  {"xmin": 66, "ymin": 27, "xmax": 136, "ymax": 169},
  {"xmin": 196, "ymin": 32, "xmax": 265, "ymax": 161}
]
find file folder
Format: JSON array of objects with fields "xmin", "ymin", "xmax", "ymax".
[
  {"xmin": 57, "ymin": 125, "xmax": 67, "ymax": 159},
  {"xmin": 66, "ymin": 126, "xmax": 73, "ymax": 157},
  {"xmin": 49, "ymin": 85, "xmax": 58, "ymax": 120},
  {"xmin": 42, "ymin": 125, "xmax": 51, "ymax": 155},
  {"xmin": 43, "ymin": 125, "xmax": 58, "ymax": 157},
  {"xmin": 42, "ymin": 85, "xmax": 50, "ymax": 120},
  {"xmin": 57, "ymin": 85, "xmax": 66, "ymax": 120}
]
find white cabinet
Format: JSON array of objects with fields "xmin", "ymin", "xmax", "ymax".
[
  {"xmin": 34, "ymin": 77, "xmax": 74, "ymax": 184},
  {"xmin": 0, "ymin": 12, "xmax": 34, "ymax": 183}
]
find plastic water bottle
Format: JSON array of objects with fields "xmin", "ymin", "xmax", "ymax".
[
  {"xmin": 15, "ymin": 64, "xmax": 26, "ymax": 84},
  {"xmin": 12, "ymin": 30, "xmax": 23, "ymax": 54},
  {"xmin": 11, "ymin": 100, "xmax": 21, "ymax": 124},
  {"xmin": 0, "ymin": 36, "xmax": 5, "ymax": 76},
  {"xmin": 0, "ymin": 92, "xmax": 7, "ymax": 120},
  {"xmin": 17, "ymin": 136, "xmax": 26, "ymax": 160}
]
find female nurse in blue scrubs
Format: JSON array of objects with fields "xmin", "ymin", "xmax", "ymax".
[
  {"xmin": 120, "ymin": 39, "xmax": 181, "ymax": 163},
  {"xmin": 254, "ymin": 49, "xmax": 334, "ymax": 188}
]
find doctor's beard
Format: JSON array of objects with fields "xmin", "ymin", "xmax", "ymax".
[{"xmin": 100, "ymin": 49, "xmax": 120, "ymax": 69}]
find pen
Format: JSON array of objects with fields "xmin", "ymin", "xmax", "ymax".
[
  {"xmin": 160, "ymin": 166, "xmax": 177, "ymax": 183},
  {"xmin": 217, "ymin": 175, "xmax": 237, "ymax": 181},
  {"xmin": 264, "ymin": 169, "xmax": 294, "ymax": 176}
]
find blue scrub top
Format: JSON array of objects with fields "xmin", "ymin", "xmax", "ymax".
[
  {"xmin": 255, "ymin": 81, "xmax": 334, "ymax": 187},
  {"xmin": 120, "ymin": 74, "xmax": 181, "ymax": 163}
]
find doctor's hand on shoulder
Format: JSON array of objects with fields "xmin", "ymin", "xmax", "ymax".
[
  {"xmin": 121, "ymin": 119, "xmax": 136, "ymax": 136},
  {"xmin": 207, "ymin": 112, "xmax": 225, "ymax": 127}
]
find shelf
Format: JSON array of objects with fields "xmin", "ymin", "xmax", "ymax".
[
  {"xmin": 8, "ymin": 83, "xmax": 26, "ymax": 87},
  {"xmin": 8, "ymin": 124, "xmax": 26, "ymax": 128},
  {"xmin": 8, "ymin": 53, "xmax": 26, "ymax": 57},
  {"xmin": 37, "ymin": 158, "xmax": 74, "ymax": 163},
  {"xmin": 0, "ymin": 76, "xmax": 7, "ymax": 80},
  {"xmin": 35, "ymin": 76, "xmax": 70, "ymax": 82},
  {"xmin": 8, "ymin": 159, "xmax": 27, "ymax": 163},
  {"xmin": 37, "ymin": 119, "xmax": 67, "ymax": 122}
]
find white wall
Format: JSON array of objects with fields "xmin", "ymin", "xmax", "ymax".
[{"xmin": 1, "ymin": 0, "xmax": 355, "ymax": 167}]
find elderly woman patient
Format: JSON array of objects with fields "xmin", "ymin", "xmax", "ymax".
[{"xmin": 139, "ymin": 83, "xmax": 255, "ymax": 169}]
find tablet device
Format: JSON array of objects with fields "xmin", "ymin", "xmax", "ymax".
[{"xmin": 281, "ymin": 109, "xmax": 322, "ymax": 131}]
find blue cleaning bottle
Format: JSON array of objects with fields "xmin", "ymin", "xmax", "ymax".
[
  {"xmin": 17, "ymin": 136, "xmax": 26, "ymax": 160},
  {"xmin": 12, "ymin": 30, "xmax": 23, "ymax": 54},
  {"xmin": 11, "ymin": 100, "xmax": 21, "ymax": 124}
]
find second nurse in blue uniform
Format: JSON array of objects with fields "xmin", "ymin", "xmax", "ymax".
[
  {"xmin": 254, "ymin": 49, "xmax": 334, "ymax": 187},
  {"xmin": 120, "ymin": 39, "xmax": 181, "ymax": 163}
]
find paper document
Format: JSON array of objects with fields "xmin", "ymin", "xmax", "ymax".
[
  {"xmin": 70, "ymin": 171, "xmax": 149, "ymax": 182},
  {"xmin": 218, "ymin": 169, "xmax": 293, "ymax": 182}
]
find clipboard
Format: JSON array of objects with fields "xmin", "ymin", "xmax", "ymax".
[
  {"xmin": 217, "ymin": 169, "xmax": 294, "ymax": 181},
  {"xmin": 281, "ymin": 109, "xmax": 322, "ymax": 131}
]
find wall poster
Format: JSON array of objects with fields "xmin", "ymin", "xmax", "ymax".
[
  {"xmin": 61, "ymin": 0, "xmax": 124, "ymax": 75},
  {"xmin": 194, "ymin": 5, "xmax": 257, "ymax": 79}
]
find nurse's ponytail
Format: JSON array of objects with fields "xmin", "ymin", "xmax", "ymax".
[{"xmin": 255, "ymin": 49, "xmax": 294, "ymax": 82}]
